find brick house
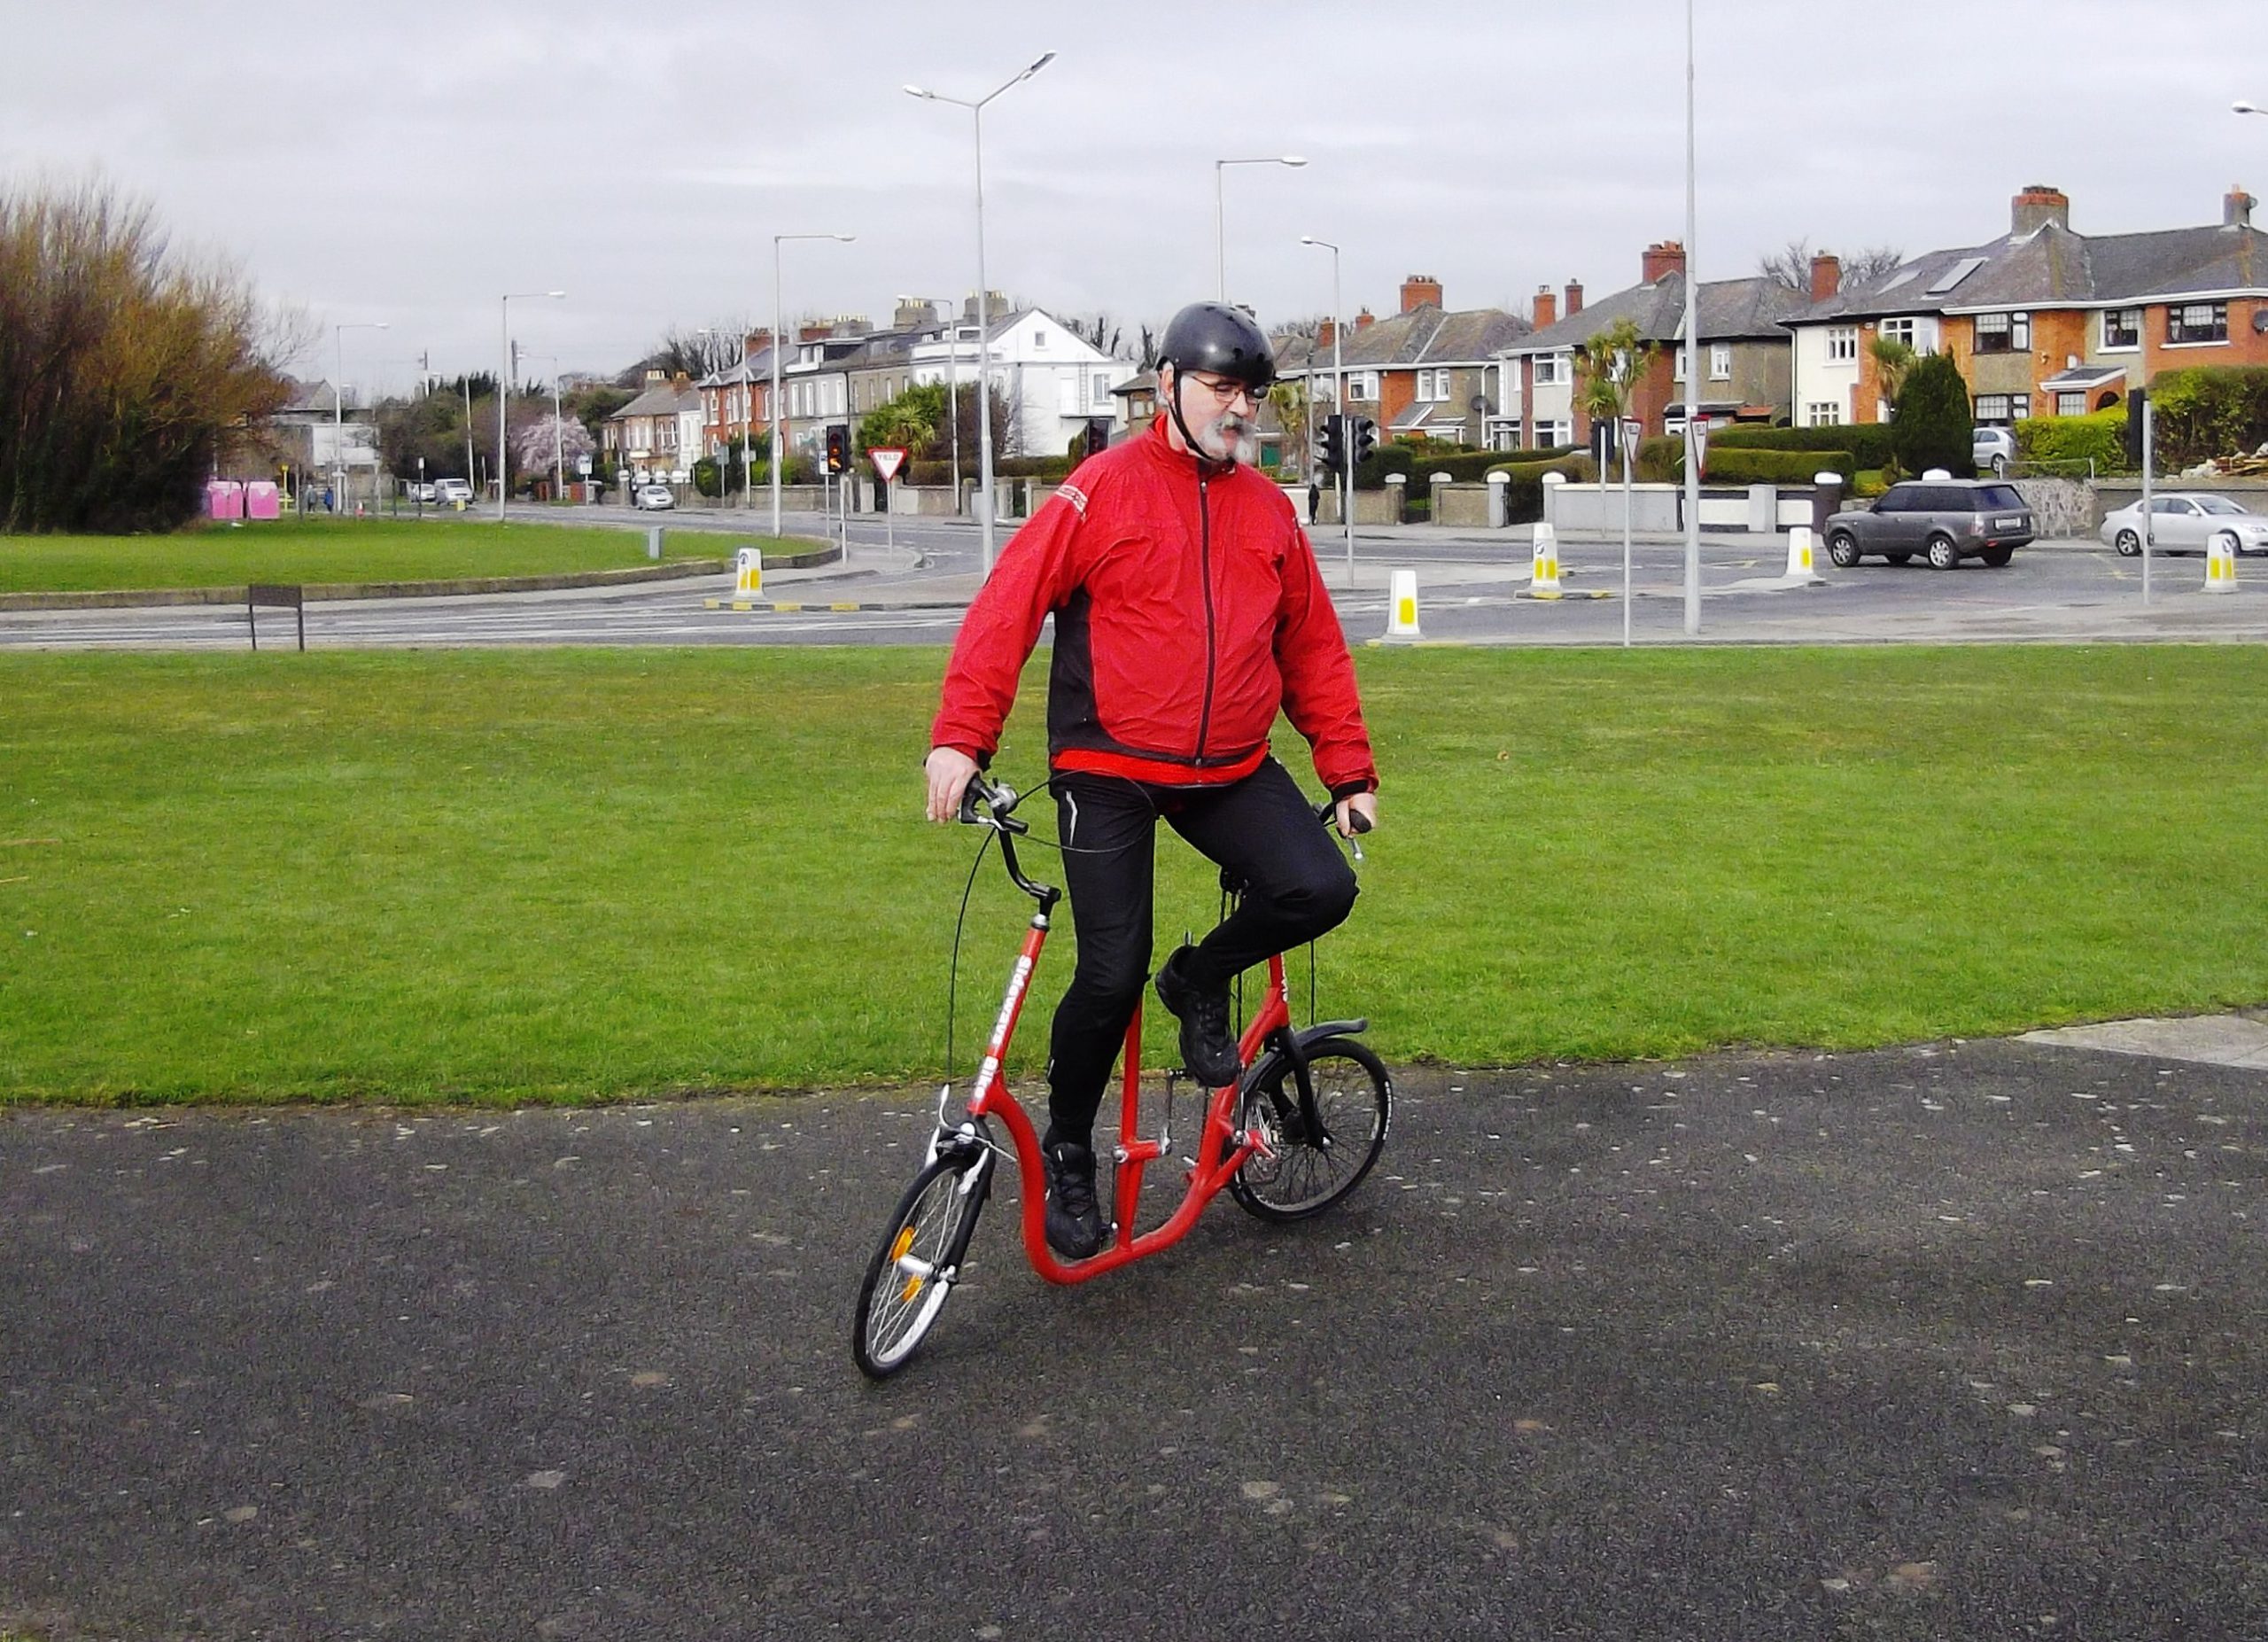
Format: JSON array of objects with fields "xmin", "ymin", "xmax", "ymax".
[
  {"xmin": 1304, "ymin": 277, "xmax": 1531, "ymax": 448},
  {"xmin": 1783, "ymin": 183, "xmax": 2268, "ymax": 428},
  {"xmin": 1496, "ymin": 243, "xmax": 1806, "ymax": 448},
  {"xmin": 696, "ymin": 331, "xmax": 775, "ymax": 461},
  {"xmin": 601, "ymin": 369, "xmax": 703, "ymax": 480}
]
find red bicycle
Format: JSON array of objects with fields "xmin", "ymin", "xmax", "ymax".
[{"xmin": 851, "ymin": 774, "xmax": 1390, "ymax": 1378}]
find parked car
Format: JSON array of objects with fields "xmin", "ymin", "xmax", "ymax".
[
  {"xmin": 1973, "ymin": 425, "xmax": 2017, "ymax": 477},
  {"xmin": 407, "ymin": 481, "xmax": 437, "ymax": 503},
  {"xmin": 2098, "ymin": 493, "xmax": 2268, "ymax": 557},
  {"xmin": 431, "ymin": 478, "xmax": 474, "ymax": 508},
  {"xmin": 1822, "ymin": 479, "xmax": 2036, "ymax": 570},
  {"xmin": 633, "ymin": 483, "xmax": 676, "ymax": 511}
]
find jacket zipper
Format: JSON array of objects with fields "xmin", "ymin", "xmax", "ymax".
[{"xmin": 1194, "ymin": 472, "xmax": 1217, "ymax": 761}]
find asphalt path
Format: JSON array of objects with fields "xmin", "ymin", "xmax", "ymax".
[{"xmin": 8, "ymin": 1035, "xmax": 2268, "ymax": 1638}]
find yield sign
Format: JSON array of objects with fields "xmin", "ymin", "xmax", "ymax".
[{"xmin": 868, "ymin": 446, "xmax": 908, "ymax": 484}]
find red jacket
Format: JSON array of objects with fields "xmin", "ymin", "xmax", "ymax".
[{"xmin": 932, "ymin": 416, "xmax": 1377, "ymax": 795}]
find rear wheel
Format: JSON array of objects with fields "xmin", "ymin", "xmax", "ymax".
[
  {"xmin": 1229, "ymin": 1038, "xmax": 1391, "ymax": 1222},
  {"xmin": 2114, "ymin": 529, "xmax": 2141, "ymax": 557},
  {"xmin": 1981, "ymin": 545, "xmax": 2015, "ymax": 567},
  {"xmin": 1926, "ymin": 533, "xmax": 1961, "ymax": 571},
  {"xmin": 851, "ymin": 1143, "xmax": 991, "ymax": 1379},
  {"xmin": 1826, "ymin": 532, "xmax": 1861, "ymax": 569}
]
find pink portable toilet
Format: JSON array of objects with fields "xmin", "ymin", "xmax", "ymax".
[
  {"xmin": 206, "ymin": 480, "xmax": 245, "ymax": 520},
  {"xmin": 244, "ymin": 481, "xmax": 281, "ymax": 521}
]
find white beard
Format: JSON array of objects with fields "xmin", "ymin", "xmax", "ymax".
[{"xmin": 1195, "ymin": 411, "xmax": 1258, "ymax": 466}]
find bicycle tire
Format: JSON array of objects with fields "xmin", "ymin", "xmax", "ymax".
[
  {"xmin": 1228, "ymin": 1037, "xmax": 1391, "ymax": 1223},
  {"xmin": 851, "ymin": 1145, "xmax": 990, "ymax": 1379}
]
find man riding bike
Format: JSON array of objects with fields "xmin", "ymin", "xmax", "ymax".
[{"xmin": 924, "ymin": 300, "xmax": 1379, "ymax": 1262}]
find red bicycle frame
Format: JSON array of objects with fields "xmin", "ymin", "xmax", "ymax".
[{"xmin": 956, "ymin": 907, "xmax": 1290, "ymax": 1286}]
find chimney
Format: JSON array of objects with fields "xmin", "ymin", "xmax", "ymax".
[
  {"xmin": 1565, "ymin": 279, "xmax": 1584, "ymax": 317},
  {"xmin": 1810, "ymin": 253, "xmax": 1842, "ymax": 301},
  {"xmin": 742, "ymin": 329, "xmax": 772, "ymax": 360},
  {"xmin": 798, "ymin": 322, "xmax": 830, "ymax": 343},
  {"xmin": 2227, "ymin": 184, "xmax": 2257, "ymax": 230},
  {"xmin": 1354, "ymin": 307, "xmax": 1375, "ymax": 331},
  {"xmin": 892, "ymin": 297, "xmax": 938, "ymax": 331},
  {"xmin": 1399, "ymin": 274, "xmax": 1443, "ymax": 314},
  {"xmin": 962, "ymin": 290, "xmax": 1009, "ymax": 323},
  {"xmin": 1642, "ymin": 240, "xmax": 1687, "ymax": 284},
  {"xmin": 1532, "ymin": 285, "xmax": 1557, "ymax": 329},
  {"xmin": 644, "ymin": 367, "xmax": 665, "ymax": 384},
  {"xmin": 1317, "ymin": 318, "xmax": 1335, "ymax": 352},
  {"xmin": 2011, "ymin": 184, "xmax": 2070, "ymax": 237}
]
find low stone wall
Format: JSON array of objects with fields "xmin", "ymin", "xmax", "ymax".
[
  {"xmin": 2010, "ymin": 478, "xmax": 2097, "ymax": 539},
  {"xmin": 1314, "ymin": 487, "xmax": 1406, "ymax": 526},
  {"xmin": 1433, "ymin": 483, "xmax": 1494, "ymax": 528}
]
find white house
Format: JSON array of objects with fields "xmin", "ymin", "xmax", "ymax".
[{"xmin": 908, "ymin": 304, "xmax": 1135, "ymax": 459}]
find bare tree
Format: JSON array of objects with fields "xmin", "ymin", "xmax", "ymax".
[
  {"xmin": 1761, "ymin": 238, "xmax": 1905, "ymax": 292},
  {"xmin": 1062, "ymin": 312, "xmax": 1130, "ymax": 359}
]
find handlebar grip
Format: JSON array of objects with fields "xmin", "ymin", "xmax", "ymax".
[
  {"xmin": 1347, "ymin": 809, "xmax": 1373, "ymax": 836},
  {"xmin": 957, "ymin": 781, "xmax": 986, "ymax": 825}
]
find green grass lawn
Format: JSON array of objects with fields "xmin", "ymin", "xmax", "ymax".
[
  {"xmin": 3, "ymin": 646, "xmax": 2264, "ymax": 1105},
  {"xmin": 0, "ymin": 518, "xmax": 789, "ymax": 594}
]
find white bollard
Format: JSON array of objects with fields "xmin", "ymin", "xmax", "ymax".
[
  {"xmin": 1783, "ymin": 525, "xmax": 1824, "ymax": 583},
  {"xmin": 1384, "ymin": 569, "xmax": 1422, "ymax": 642},
  {"xmin": 1526, "ymin": 521, "xmax": 1564, "ymax": 598},
  {"xmin": 2206, "ymin": 534, "xmax": 2239, "ymax": 594},
  {"xmin": 734, "ymin": 547, "xmax": 764, "ymax": 599}
]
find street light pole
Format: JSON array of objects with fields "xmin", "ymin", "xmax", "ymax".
[
  {"xmin": 499, "ymin": 291, "xmax": 565, "ymax": 521},
  {"xmin": 1216, "ymin": 155, "xmax": 1306, "ymax": 302},
  {"xmin": 1300, "ymin": 236, "xmax": 1352, "ymax": 582},
  {"xmin": 771, "ymin": 232, "xmax": 855, "ymax": 540},
  {"xmin": 524, "ymin": 353, "xmax": 567, "ymax": 502},
  {"xmin": 1682, "ymin": 0, "xmax": 1701, "ymax": 636},
  {"xmin": 332, "ymin": 321, "xmax": 387, "ymax": 513},
  {"xmin": 906, "ymin": 50, "xmax": 1057, "ymax": 579}
]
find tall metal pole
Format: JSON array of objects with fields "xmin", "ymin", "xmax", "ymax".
[
  {"xmin": 2141, "ymin": 394, "xmax": 2155, "ymax": 605},
  {"xmin": 905, "ymin": 53, "xmax": 1055, "ymax": 580},
  {"xmin": 1681, "ymin": 0, "xmax": 1702, "ymax": 634},
  {"xmin": 497, "ymin": 291, "xmax": 563, "ymax": 523}
]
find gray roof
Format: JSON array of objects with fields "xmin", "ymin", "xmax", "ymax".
[
  {"xmin": 1791, "ymin": 216, "xmax": 2268, "ymax": 323},
  {"xmin": 1506, "ymin": 273, "xmax": 1808, "ymax": 354},
  {"xmin": 1320, "ymin": 304, "xmax": 1532, "ymax": 369},
  {"xmin": 609, "ymin": 380, "xmax": 702, "ymax": 420}
]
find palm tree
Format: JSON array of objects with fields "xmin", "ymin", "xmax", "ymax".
[
  {"xmin": 1574, "ymin": 317, "xmax": 1654, "ymax": 469},
  {"xmin": 1867, "ymin": 335, "xmax": 1916, "ymax": 423}
]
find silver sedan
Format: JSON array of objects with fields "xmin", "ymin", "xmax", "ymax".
[{"xmin": 2100, "ymin": 493, "xmax": 2268, "ymax": 556}]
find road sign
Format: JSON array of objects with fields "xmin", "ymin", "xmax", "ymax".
[
  {"xmin": 576, "ymin": 455, "xmax": 592, "ymax": 476},
  {"xmin": 1691, "ymin": 419, "xmax": 1709, "ymax": 479},
  {"xmin": 869, "ymin": 447, "xmax": 907, "ymax": 484}
]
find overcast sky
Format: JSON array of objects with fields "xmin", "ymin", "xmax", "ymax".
[{"xmin": 5, "ymin": 0, "xmax": 2263, "ymax": 393}]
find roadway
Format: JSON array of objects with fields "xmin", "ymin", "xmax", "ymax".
[{"xmin": 5, "ymin": 509, "xmax": 2267, "ymax": 650}]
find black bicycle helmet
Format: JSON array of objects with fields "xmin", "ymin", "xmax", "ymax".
[{"xmin": 1155, "ymin": 302, "xmax": 1276, "ymax": 391}]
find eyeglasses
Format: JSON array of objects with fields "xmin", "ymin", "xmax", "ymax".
[{"xmin": 1184, "ymin": 373, "xmax": 1269, "ymax": 408}]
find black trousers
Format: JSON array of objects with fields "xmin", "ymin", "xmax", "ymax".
[{"xmin": 1045, "ymin": 758, "xmax": 1359, "ymax": 1145}]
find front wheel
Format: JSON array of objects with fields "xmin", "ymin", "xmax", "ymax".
[
  {"xmin": 851, "ymin": 1143, "xmax": 992, "ymax": 1379},
  {"xmin": 1826, "ymin": 532, "xmax": 1861, "ymax": 569},
  {"xmin": 1926, "ymin": 533, "xmax": 1961, "ymax": 571},
  {"xmin": 2114, "ymin": 529, "xmax": 2141, "ymax": 557},
  {"xmin": 1229, "ymin": 1038, "xmax": 1391, "ymax": 1222}
]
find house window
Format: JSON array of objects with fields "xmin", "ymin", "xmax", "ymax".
[
  {"xmin": 2166, "ymin": 302, "xmax": 2228, "ymax": 344},
  {"xmin": 1974, "ymin": 393, "xmax": 2028, "ymax": 424},
  {"xmin": 1531, "ymin": 354, "xmax": 1569, "ymax": 387},
  {"xmin": 1033, "ymin": 329, "xmax": 1048, "ymax": 348},
  {"xmin": 1092, "ymin": 373, "xmax": 1112, "ymax": 409},
  {"xmin": 1827, "ymin": 326, "xmax": 1858, "ymax": 362},
  {"xmin": 1347, "ymin": 371, "xmax": 1379, "ymax": 400},
  {"xmin": 1531, "ymin": 418, "xmax": 1572, "ymax": 447},
  {"xmin": 1973, "ymin": 312, "xmax": 2030, "ymax": 354},
  {"xmin": 1672, "ymin": 346, "xmax": 1687, "ymax": 382},
  {"xmin": 2102, "ymin": 307, "xmax": 2141, "ymax": 349},
  {"xmin": 1806, "ymin": 401, "xmax": 1838, "ymax": 427},
  {"xmin": 1880, "ymin": 316, "xmax": 1918, "ymax": 349},
  {"xmin": 1417, "ymin": 369, "xmax": 1452, "ymax": 401},
  {"xmin": 1709, "ymin": 344, "xmax": 1731, "ymax": 380},
  {"xmin": 2055, "ymin": 391, "xmax": 2086, "ymax": 416}
]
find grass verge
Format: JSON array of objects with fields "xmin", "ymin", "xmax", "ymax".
[
  {"xmin": 2, "ymin": 645, "xmax": 2264, "ymax": 1105},
  {"xmin": 0, "ymin": 518, "xmax": 783, "ymax": 594}
]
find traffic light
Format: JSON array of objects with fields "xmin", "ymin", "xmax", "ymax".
[
  {"xmin": 1317, "ymin": 414, "xmax": 1347, "ymax": 474},
  {"xmin": 2124, "ymin": 389, "xmax": 2148, "ymax": 468},
  {"xmin": 824, "ymin": 424, "xmax": 850, "ymax": 474},
  {"xmin": 1350, "ymin": 416, "xmax": 1379, "ymax": 469}
]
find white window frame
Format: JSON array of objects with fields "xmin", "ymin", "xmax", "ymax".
[
  {"xmin": 1879, "ymin": 316, "xmax": 1919, "ymax": 350},
  {"xmin": 1091, "ymin": 373, "xmax": 1112, "ymax": 409},
  {"xmin": 1531, "ymin": 417, "xmax": 1572, "ymax": 447},
  {"xmin": 1530, "ymin": 354, "xmax": 1569, "ymax": 387},
  {"xmin": 1827, "ymin": 326, "xmax": 1858, "ymax": 362},
  {"xmin": 1709, "ymin": 343, "xmax": 1732, "ymax": 381},
  {"xmin": 1672, "ymin": 346, "xmax": 1687, "ymax": 383},
  {"xmin": 2101, "ymin": 307, "xmax": 2141, "ymax": 351},
  {"xmin": 2055, "ymin": 390, "xmax": 2086, "ymax": 416},
  {"xmin": 2165, "ymin": 301, "xmax": 2230, "ymax": 346},
  {"xmin": 1806, "ymin": 401, "xmax": 1837, "ymax": 427}
]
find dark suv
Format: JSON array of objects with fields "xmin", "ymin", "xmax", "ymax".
[{"xmin": 1822, "ymin": 479, "xmax": 2036, "ymax": 570}]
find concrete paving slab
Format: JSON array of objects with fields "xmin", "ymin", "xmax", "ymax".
[{"xmin": 2021, "ymin": 1011, "xmax": 2268, "ymax": 1070}]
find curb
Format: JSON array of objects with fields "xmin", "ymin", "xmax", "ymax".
[{"xmin": 702, "ymin": 597, "xmax": 967, "ymax": 614}]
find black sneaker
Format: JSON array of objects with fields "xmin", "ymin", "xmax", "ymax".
[
  {"xmin": 1155, "ymin": 946, "xmax": 1244, "ymax": 1088},
  {"xmin": 1041, "ymin": 1140, "xmax": 1103, "ymax": 1261}
]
